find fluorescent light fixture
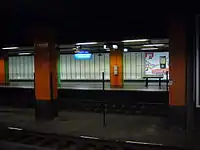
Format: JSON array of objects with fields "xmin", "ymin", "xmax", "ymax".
[
  {"xmin": 80, "ymin": 135, "xmax": 99, "ymax": 140},
  {"xmin": 74, "ymin": 54, "xmax": 92, "ymax": 60},
  {"xmin": 75, "ymin": 42, "xmax": 98, "ymax": 46},
  {"xmin": 112, "ymin": 44, "xmax": 118, "ymax": 49},
  {"xmin": 104, "ymin": 45, "xmax": 110, "ymax": 51},
  {"xmin": 2, "ymin": 47, "xmax": 19, "ymax": 50},
  {"xmin": 141, "ymin": 48, "xmax": 158, "ymax": 50},
  {"xmin": 124, "ymin": 48, "xmax": 128, "ymax": 52},
  {"xmin": 125, "ymin": 141, "xmax": 162, "ymax": 146},
  {"xmin": 18, "ymin": 53, "xmax": 31, "ymax": 55},
  {"xmin": 122, "ymin": 39, "xmax": 149, "ymax": 43},
  {"xmin": 143, "ymin": 44, "xmax": 164, "ymax": 47},
  {"xmin": 74, "ymin": 51, "xmax": 92, "ymax": 60},
  {"xmin": 8, "ymin": 127, "xmax": 23, "ymax": 131}
]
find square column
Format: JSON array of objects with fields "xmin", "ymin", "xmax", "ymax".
[
  {"xmin": 34, "ymin": 32, "xmax": 58, "ymax": 120},
  {"xmin": 0, "ymin": 55, "xmax": 9, "ymax": 85},
  {"xmin": 168, "ymin": 17, "xmax": 187, "ymax": 127},
  {"xmin": 110, "ymin": 49, "xmax": 123, "ymax": 88},
  {"xmin": 169, "ymin": 18, "xmax": 186, "ymax": 106}
]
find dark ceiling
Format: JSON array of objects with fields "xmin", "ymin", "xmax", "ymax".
[{"xmin": 0, "ymin": 1, "xmax": 195, "ymax": 46}]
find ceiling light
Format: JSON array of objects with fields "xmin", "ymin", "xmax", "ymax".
[
  {"xmin": 112, "ymin": 45, "xmax": 118, "ymax": 49},
  {"xmin": 122, "ymin": 39, "xmax": 149, "ymax": 43},
  {"xmin": 18, "ymin": 53, "xmax": 31, "ymax": 55},
  {"xmin": 75, "ymin": 42, "xmax": 98, "ymax": 46},
  {"xmin": 2, "ymin": 47, "xmax": 19, "ymax": 50},
  {"xmin": 141, "ymin": 48, "xmax": 158, "ymax": 50},
  {"xmin": 124, "ymin": 48, "xmax": 128, "ymax": 52},
  {"xmin": 103, "ymin": 45, "xmax": 107, "ymax": 49},
  {"xmin": 143, "ymin": 44, "xmax": 164, "ymax": 47}
]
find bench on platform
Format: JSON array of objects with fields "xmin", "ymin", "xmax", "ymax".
[{"xmin": 143, "ymin": 75, "xmax": 163, "ymax": 88}]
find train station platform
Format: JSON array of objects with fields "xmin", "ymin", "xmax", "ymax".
[
  {"xmin": 0, "ymin": 107, "xmax": 199, "ymax": 150},
  {"xmin": 0, "ymin": 81, "xmax": 169, "ymax": 116},
  {"xmin": 4, "ymin": 81, "xmax": 168, "ymax": 91}
]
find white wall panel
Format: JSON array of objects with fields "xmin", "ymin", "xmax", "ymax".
[
  {"xmin": 105, "ymin": 53, "xmax": 110, "ymax": 80},
  {"xmin": 8, "ymin": 52, "xmax": 168, "ymax": 81},
  {"xmin": 32, "ymin": 56, "xmax": 34, "ymax": 79},
  {"xmin": 66, "ymin": 55, "xmax": 71, "ymax": 79},
  {"xmin": 80, "ymin": 60, "xmax": 84, "ymax": 79},
  {"xmin": 22, "ymin": 57, "xmax": 24, "ymax": 78},
  {"xmin": 17, "ymin": 57, "xmax": 20, "ymax": 79},
  {"xmin": 141, "ymin": 52, "xmax": 145, "ymax": 77},
  {"xmin": 85, "ymin": 59, "xmax": 90, "ymax": 79},
  {"xmin": 130, "ymin": 53, "xmax": 135, "ymax": 79},
  {"xmin": 8, "ymin": 57, "xmax": 13, "ymax": 79},
  {"xmin": 76, "ymin": 60, "xmax": 80, "ymax": 79},
  {"xmin": 70, "ymin": 55, "xmax": 75, "ymax": 79},
  {"xmin": 123, "ymin": 52, "xmax": 145, "ymax": 80},
  {"xmin": 90, "ymin": 55, "xmax": 95, "ymax": 79},
  {"xmin": 136, "ymin": 53, "xmax": 142, "ymax": 79},
  {"xmin": 60, "ymin": 55, "xmax": 63, "ymax": 79},
  {"xmin": 62, "ymin": 55, "xmax": 67, "ymax": 80},
  {"xmin": 24, "ymin": 56, "xmax": 28, "ymax": 79},
  {"xmin": 28, "ymin": 56, "xmax": 31, "ymax": 79},
  {"xmin": 59, "ymin": 53, "xmax": 110, "ymax": 80},
  {"xmin": 94, "ymin": 54, "xmax": 100, "ymax": 79},
  {"xmin": 125, "ymin": 53, "xmax": 130, "ymax": 80},
  {"xmin": 8, "ymin": 56, "xmax": 34, "ymax": 80},
  {"xmin": 99, "ymin": 53, "xmax": 104, "ymax": 79},
  {"xmin": 27, "ymin": 56, "xmax": 30, "ymax": 79}
]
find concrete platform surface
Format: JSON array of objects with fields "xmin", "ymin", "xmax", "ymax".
[
  {"xmin": 1, "ymin": 81, "xmax": 168, "ymax": 91},
  {"xmin": 0, "ymin": 107, "xmax": 198, "ymax": 149}
]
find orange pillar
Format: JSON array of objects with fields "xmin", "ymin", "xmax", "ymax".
[
  {"xmin": 168, "ymin": 17, "xmax": 187, "ymax": 127},
  {"xmin": 169, "ymin": 18, "xmax": 187, "ymax": 106},
  {"xmin": 34, "ymin": 30, "xmax": 58, "ymax": 120},
  {"xmin": 0, "ymin": 57, "xmax": 5, "ymax": 85},
  {"xmin": 110, "ymin": 49, "xmax": 123, "ymax": 88},
  {"xmin": 0, "ymin": 55, "xmax": 9, "ymax": 85}
]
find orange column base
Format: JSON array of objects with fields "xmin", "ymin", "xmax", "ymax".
[{"xmin": 110, "ymin": 85, "xmax": 123, "ymax": 88}]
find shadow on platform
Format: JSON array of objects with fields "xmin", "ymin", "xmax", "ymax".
[{"xmin": 0, "ymin": 108, "xmax": 199, "ymax": 149}]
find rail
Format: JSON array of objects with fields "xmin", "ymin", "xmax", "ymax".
[{"xmin": 0, "ymin": 127, "xmax": 188, "ymax": 150}]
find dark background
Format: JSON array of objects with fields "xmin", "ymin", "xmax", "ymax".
[{"xmin": 0, "ymin": 1, "xmax": 196, "ymax": 46}]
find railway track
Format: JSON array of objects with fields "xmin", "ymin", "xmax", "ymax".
[{"xmin": 0, "ymin": 127, "xmax": 188, "ymax": 150}]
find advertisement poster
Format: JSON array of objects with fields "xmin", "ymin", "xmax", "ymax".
[{"xmin": 145, "ymin": 52, "xmax": 169, "ymax": 79}]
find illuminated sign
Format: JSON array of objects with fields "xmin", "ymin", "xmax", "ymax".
[
  {"xmin": 74, "ymin": 50, "xmax": 92, "ymax": 60},
  {"xmin": 160, "ymin": 56, "xmax": 166, "ymax": 69}
]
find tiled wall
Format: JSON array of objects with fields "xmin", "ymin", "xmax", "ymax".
[
  {"xmin": 8, "ymin": 52, "xmax": 161, "ymax": 80},
  {"xmin": 60, "ymin": 53, "xmax": 110, "ymax": 80},
  {"xmin": 9, "ymin": 56, "xmax": 34, "ymax": 80},
  {"xmin": 123, "ymin": 52, "xmax": 145, "ymax": 80}
]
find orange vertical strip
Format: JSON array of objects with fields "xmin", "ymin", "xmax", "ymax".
[
  {"xmin": 110, "ymin": 49, "xmax": 123, "ymax": 88},
  {"xmin": 169, "ymin": 18, "xmax": 186, "ymax": 106},
  {"xmin": 35, "ymin": 41, "xmax": 58, "ymax": 101},
  {"xmin": 35, "ymin": 44, "xmax": 51, "ymax": 100},
  {"xmin": 0, "ymin": 58, "xmax": 5, "ymax": 85}
]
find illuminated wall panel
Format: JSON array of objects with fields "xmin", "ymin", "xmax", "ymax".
[
  {"xmin": 8, "ymin": 52, "xmax": 169, "ymax": 81},
  {"xmin": 123, "ymin": 52, "xmax": 144, "ymax": 80},
  {"xmin": 8, "ymin": 56, "xmax": 34, "ymax": 80}
]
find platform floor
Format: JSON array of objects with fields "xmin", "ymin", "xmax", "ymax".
[
  {"xmin": 0, "ymin": 107, "xmax": 199, "ymax": 149},
  {"xmin": 2, "ymin": 81, "xmax": 168, "ymax": 91}
]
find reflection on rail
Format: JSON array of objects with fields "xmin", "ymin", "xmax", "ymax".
[{"xmin": 0, "ymin": 127, "xmax": 188, "ymax": 150}]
